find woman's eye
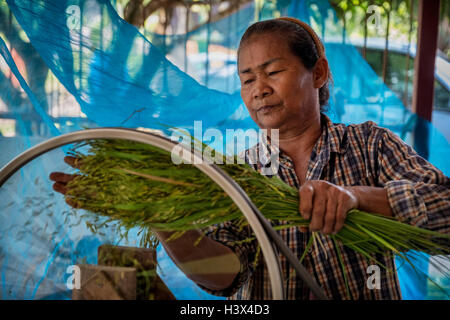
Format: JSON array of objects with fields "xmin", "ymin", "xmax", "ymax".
[
  {"xmin": 268, "ymin": 70, "xmax": 282, "ymax": 76},
  {"xmin": 244, "ymin": 79, "xmax": 254, "ymax": 85}
]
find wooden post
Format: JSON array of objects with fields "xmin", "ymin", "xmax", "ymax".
[
  {"xmin": 412, "ymin": 0, "xmax": 440, "ymax": 121},
  {"xmin": 411, "ymin": 0, "xmax": 440, "ymax": 159}
]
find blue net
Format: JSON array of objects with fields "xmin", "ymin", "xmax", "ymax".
[{"xmin": 0, "ymin": 0, "xmax": 448, "ymax": 299}]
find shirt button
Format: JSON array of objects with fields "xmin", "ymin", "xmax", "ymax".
[{"xmin": 308, "ymin": 247, "xmax": 313, "ymax": 253}]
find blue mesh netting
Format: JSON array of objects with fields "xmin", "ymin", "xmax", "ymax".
[{"xmin": 0, "ymin": 0, "xmax": 448, "ymax": 299}]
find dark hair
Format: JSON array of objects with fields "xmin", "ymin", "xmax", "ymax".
[{"xmin": 238, "ymin": 19, "xmax": 332, "ymax": 112}]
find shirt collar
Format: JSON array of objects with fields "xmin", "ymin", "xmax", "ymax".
[
  {"xmin": 258, "ymin": 113, "xmax": 348, "ymax": 169},
  {"xmin": 320, "ymin": 113, "xmax": 348, "ymax": 155}
]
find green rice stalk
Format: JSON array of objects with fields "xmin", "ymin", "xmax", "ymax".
[{"xmin": 332, "ymin": 237, "xmax": 353, "ymax": 300}]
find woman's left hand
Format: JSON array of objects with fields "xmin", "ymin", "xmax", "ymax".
[{"xmin": 298, "ymin": 180, "xmax": 359, "ymax": 235}]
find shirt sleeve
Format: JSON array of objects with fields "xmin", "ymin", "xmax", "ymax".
[
  {"xmin": 195, "ymin": 220, "xmax": 258, "ymax": 297},
  {"xmin": 375, "ymin": 127, "xmax": 450, "ymax": 234}
]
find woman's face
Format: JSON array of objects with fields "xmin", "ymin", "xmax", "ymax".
[{"xmin": 238, "ymin": 32, "xmax": 321, "ymax": 134}]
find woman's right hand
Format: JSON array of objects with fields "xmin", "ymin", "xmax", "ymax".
[{"xmin": 49, "ymin": 156, "xmax": 81, "ymax": 208}]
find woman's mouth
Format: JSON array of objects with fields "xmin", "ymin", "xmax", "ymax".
[{"xmin": 256, "ymin": 104, "xmax": 281, "ymax": 113}]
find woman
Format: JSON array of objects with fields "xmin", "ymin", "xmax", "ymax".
[
  {"xmin": 195, "ymin": 17, "xmax": 449, "ymax": 300},
  {"xmin": 51, "ymin": 17, "xmax": 450, "ymax": 300}
]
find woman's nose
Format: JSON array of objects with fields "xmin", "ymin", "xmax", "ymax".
[{"xmin": 253, "ymin": 79, "xmax": 273, "ymax": 99}]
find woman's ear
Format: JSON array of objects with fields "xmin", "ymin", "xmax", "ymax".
[{"xmin": 313, "ymin": 57, "xmax": 329, "ymax": 89}]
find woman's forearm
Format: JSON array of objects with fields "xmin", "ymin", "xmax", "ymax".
[{"xmin": 350, "ymin": 186, "xmax": 394, "ymax": 217}]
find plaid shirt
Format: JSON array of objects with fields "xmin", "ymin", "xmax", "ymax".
[{"xmin": 198, "ymin": 113, "xmax": 450, "ymax": 300}]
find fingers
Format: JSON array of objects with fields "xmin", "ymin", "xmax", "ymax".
[
  {"xmin": 64, "ymin": 156, "xmax": 81, "ymax": 169},
  {"xmin": 322, "ymin": 195, "xmax": 337, "ymax": 235},
  {"xmin": 49, "ymin": 172, "xmax": 75, "ymax": 183},
  {"xmin": 66, "ymin": 197, "xmax": 83, "ymax": 209},
  {"xmin": 48, "ymin": 157, "xmax": 84, "ymax": 209},
  {"xmin": 299, "ymin": 181, "xmax": 355, "ymax": 235},
  {"xmin": 52, "ymin": 179, "xmax": 83, "ymax": 209},
  {"xmin": 52, "ymin": 181, "xmax": 68, "ymax": 194},
  {"xmin": 309, "ymin": 194, "xmax": 326, "ymax": 232},
  {"xmin": 299, "ymin": 183, "xmax": 314, "ymax": 220},
  {"xmin": 334, "ymin": 200, "xmax": 347, "ymax": 235},
  {"xmin": 49, "ymin": 172, "xmax": 77, "ymax": 198},
  {"xmin": 49, "ymin": 156, "xmax": 80, "ymax": 196}
]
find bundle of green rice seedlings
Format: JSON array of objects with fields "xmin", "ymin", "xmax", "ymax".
[{"xmin": 64, "ymin": 138, "xmax": 450, "ymax": 295}]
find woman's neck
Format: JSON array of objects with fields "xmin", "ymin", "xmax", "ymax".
[{"xmin": 277, "ymin": 117, "xmax": 322, "ymax": 162}]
